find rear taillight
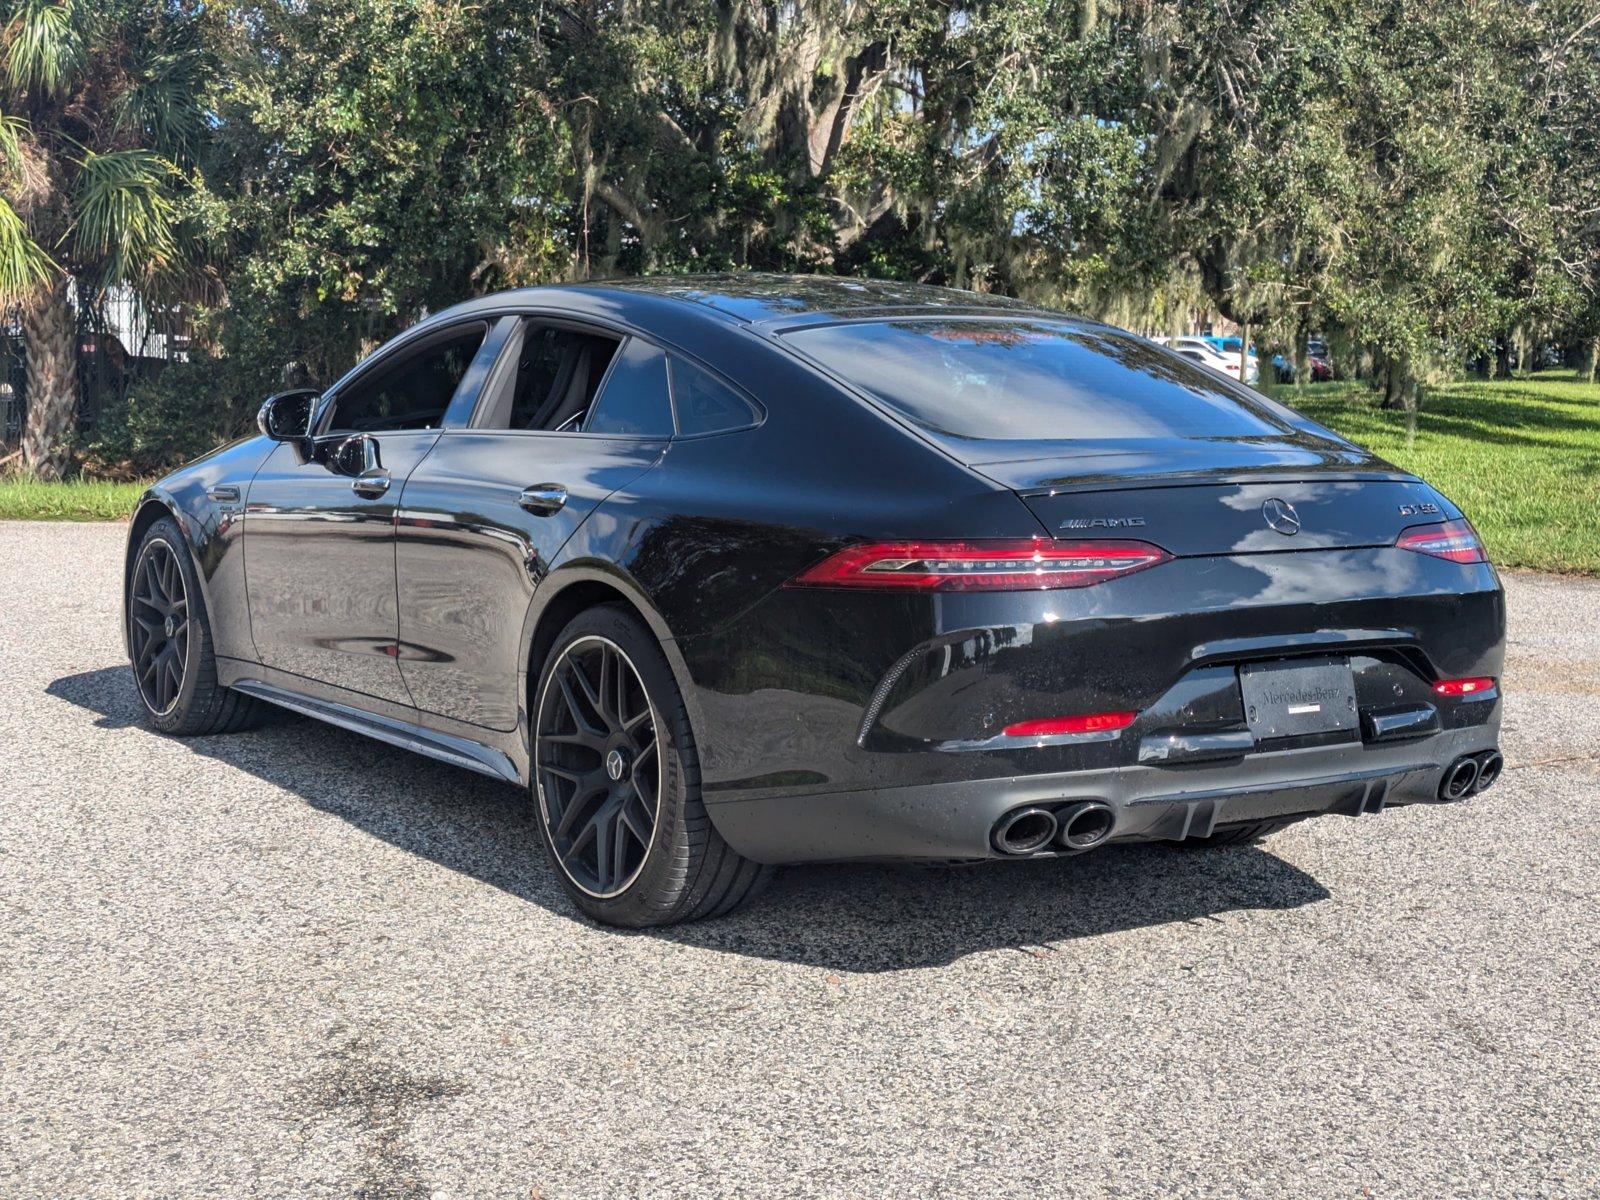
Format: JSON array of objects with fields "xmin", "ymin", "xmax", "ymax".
[
  {"xmin": 786, "ymin": 539, "xmax": 1172, "ymax": 591},
  {"xmin": 1003, "ymin": 711, "xmax": 1137, "ymax": 738},
  {"xmin": 1396, "ymin": 519, "xmax": 1486, "ymax": 564},
  {"xmin": 1434, "ymin": 676, "xmax": 1496, "ymax": 698}
]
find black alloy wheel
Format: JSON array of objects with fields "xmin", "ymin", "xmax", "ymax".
[
  {"xmin": 126, "ymin": 517, "xmax": 264, "ymax": 737},
  {"xmin": 130, "ymin": 537, "xmax": 191, "ymax": 716},
  {"xmin": 530, "ymin": 605, "xmax": 771, "ymax": 926},
  {"xmin": 535, "ymin": 634, "xmax": 662, "ymax": 898}
]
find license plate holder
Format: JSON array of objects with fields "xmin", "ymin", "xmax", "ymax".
[{"xmin": 1239, "ymin": 657, "xmax": 1358, "ymax": 740}]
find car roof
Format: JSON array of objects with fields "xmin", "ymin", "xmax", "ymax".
[
  {"xmin": 422, "ymin": 273, "xmax": 1067, "ymax": 335},
  {"xmin": 584, "ymin": 273, "xmax": 1054, "ymax": 326}
]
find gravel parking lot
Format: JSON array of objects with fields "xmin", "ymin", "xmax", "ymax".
[{"xmin": 2, "ymin": 519, "xmax": 1597, "ymax": 1199}]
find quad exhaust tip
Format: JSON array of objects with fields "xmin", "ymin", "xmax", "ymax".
[
  {"xmin": 992, "ymin": 807, "xmax": 1058, "ymax": 856},
  {"xmin": 1056, "ymin": 801, "xmax": 1116, "ymax": 851},
  {"xmin": 1474, "ymin": 750, "xmax": 1504, "ymax": 793},
  {"xmin": 1439, "ymin": 757, "xmax": 1480, "ymax": 802}
]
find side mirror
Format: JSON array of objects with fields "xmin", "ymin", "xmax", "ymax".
[{"xmin": 257, "ymin": 389, "xmax": 319, "ymax": 442}]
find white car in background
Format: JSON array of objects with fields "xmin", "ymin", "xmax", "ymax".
[{"xmin": 1165, "ymin": 337, "xmax": 1260, "ymax": 385}]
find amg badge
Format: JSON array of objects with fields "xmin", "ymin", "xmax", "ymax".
[{"xmin": 1060, "ymin": 516, "xmax": 1147, "ymax": 530}]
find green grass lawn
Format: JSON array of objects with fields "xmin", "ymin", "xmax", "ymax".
[
  {"xmin": 1275, "ymin": 371, "xmax": 1600, "ymax": 575},
  {"xmin": 0, "ymin": 476, "xmax": 148, "ymax": 521}
]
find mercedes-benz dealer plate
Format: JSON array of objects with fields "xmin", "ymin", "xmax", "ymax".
[{"xmin": 1239, "ymin": 657, "xmax": 1359, "ymax": 740}]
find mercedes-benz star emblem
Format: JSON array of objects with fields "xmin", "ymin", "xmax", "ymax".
[
  {"xmin": 605, "ymin": 749, "xmax": 627, "ymax": 781},
  {"xmin": 1262, "ymin": 498, "xmax": 1301, "ymax": 536}
]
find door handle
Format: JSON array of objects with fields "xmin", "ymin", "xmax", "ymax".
[
  {"xmin": 352, "ymin": 469, "xmax": 392, "ymax": 498},
  {"xmin": 519, "ymin": 483, "xmax": 567, "ymax": 515},
  {"xmin": 207, "ymin": 485, "xmax": 240, "ymax": 503}
]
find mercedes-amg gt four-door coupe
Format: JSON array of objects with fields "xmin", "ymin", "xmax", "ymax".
[{"xmin": 124, "ymin": 276, "xmax": 1506, "ymax": 926}]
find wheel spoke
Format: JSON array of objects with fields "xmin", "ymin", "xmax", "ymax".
[
  {"xmin": 553, "ymin": 774, "xmax": 606, "ymax": 841},
  {"xmin": 136, "ymin": 631, "xmax": 161, "ymax": 670},
  {"xmin": 568, "ymin": 655, "xmax": 602, "ymax": 711},
  {"xmin": 557, "ymin": 669, "xmax": 606, "ymax": 740},
  {"xmin": 141, "ymin": 555, "xmax": 163, "ymax": 605},
  {"xmin": 599, "ymin": 649, "xmax": 622, "ymax": 724},
  {"xmin": 609, "ymin": 809, "xmax": 630, "ymax": 885},
  {"xmin": 588, "ymin": 808, "xmax": 613, "ymax": 891},
  {"xmin": 619, "ymin": 789, "xmax": 652, "ymax": 845}
]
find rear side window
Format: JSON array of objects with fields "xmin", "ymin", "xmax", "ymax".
[
  {"xmin": 488, "ymin": 324, "xmax": 621, "ymax": 432},
  {"xmin": 781, "ymin": 319, "xmax": 1283, "ymax": 442},
  {"xmin": 584, "ymin": 339, "xmax": 673, "ymax": 436},
  {"xmin": 668, "ymin": 356, "xmax": 759, "ymax": 436}
]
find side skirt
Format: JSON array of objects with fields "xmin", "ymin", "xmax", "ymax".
[{"xmin": 228, "ymin": 676, "xmax": 523, "ymax": 786}]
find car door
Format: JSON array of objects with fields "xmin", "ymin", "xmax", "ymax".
[
  {"xmin": 244, "ymin": 320, "xmax": 501, "ymax": 704},
  {"xmin": 394, "ymin": 319, "xmax": 674, "ymax": 730}
]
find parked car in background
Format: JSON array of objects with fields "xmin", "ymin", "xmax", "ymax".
[{"xmin": 1167, "ymin": 337, "xmax": 1260, "ymax": 385}]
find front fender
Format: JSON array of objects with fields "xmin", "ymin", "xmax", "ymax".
[{"xmin": 123, "ymin": 437, "xmax": 275, "ymax": 662}]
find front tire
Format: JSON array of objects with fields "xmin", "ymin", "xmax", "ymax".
[
  {"xmin": 127, "ymin": 517, "xmax": 263, "ymax": 736},
  {"xmin": 531, "ymin": 604, "xmax": 770, "ymax": 927}
]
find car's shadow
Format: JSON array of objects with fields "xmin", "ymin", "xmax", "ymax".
[{"xmin": 48, "ymin": 666, "xmax": 1331, "ymax": 972}]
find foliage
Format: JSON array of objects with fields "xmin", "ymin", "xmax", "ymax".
[
  {"xmin": 214, "ymin": 0, "xmax": 571, "ymax": 385},
  {"xmin": 0, "ymin": 0, "xmax": 220, "ymax": 476},
  {"xmin": 0, "ymin": 0, "xmax": 215, "ymax": 292},
  {"xmin": 6, "ymin": 0, "xmax": 1599, "ymax": 470},
  {"xmin": 82, "ymin": 351, "xmax": 260, "ymax": 476},
  {"xmin": 198, "ymin": 0, "xmax": 1598, "ymax": 410}
]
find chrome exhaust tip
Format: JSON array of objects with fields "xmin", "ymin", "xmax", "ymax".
[
  {"xmin": 1055, "ymin": 800, "xmax": 1116, "ymax": 851},
  {"xmin": 992, "ymin": 807, "xmax": 1058, "ymax": 856},
  {"xmin": 1439, "ymin": 757, "xmax": 1480, "ymax": 802}
]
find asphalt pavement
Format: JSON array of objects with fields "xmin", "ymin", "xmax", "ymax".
[{"xmin": 2, "ymin": 520, "xmax": 1596, "ymax": 1198}]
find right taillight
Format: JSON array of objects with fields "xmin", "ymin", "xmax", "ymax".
[{"xmin": 1396, "ymin": 519, "xmax": 1486, "ymax": 564}]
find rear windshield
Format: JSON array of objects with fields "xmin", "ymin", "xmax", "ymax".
[{"xmin": 781, "ymin": 319, "xmax": 1283, "ymax": 442}]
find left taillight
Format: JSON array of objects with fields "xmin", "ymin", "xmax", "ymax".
[
  {"xmin": 785, "ymin": 538, "xmax": 1172, "ymax": 592},
  {"xmin": 1395, "ymin": 519, "xmax": 1487, "ymax": 564}
]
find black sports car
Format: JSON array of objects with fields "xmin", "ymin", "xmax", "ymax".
[{"xmin": 123, "ymin": 276, "xmax": 1505, "ymax": 926}]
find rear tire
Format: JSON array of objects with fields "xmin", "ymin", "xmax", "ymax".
[
  {"xmin": 127, "ymin": 517, "xmax": 265, "ymax": 737},
  {"xmin": 531, "ymin": 604, "xmax": 771, "ymax": 927}
]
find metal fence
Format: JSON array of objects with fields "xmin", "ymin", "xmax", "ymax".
[{"xmin": 0, "ymin": 284, "xmax": 193, "ymax": 454}]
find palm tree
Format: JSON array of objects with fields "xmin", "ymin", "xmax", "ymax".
[{"xmin": 0, "ymin": 0, "xmax": 210, "ymax": 479}]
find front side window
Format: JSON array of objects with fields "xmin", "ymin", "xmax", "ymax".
[
  {"xmin": 781, "ymin": 319, "xmax": 1284, "ymax": 443},
  {"xmin": 326, "ymin": 325, "xmax": 486, "ymax": 433}
]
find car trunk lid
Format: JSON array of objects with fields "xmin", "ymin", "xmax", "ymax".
[{"xmin": 968, "ymin": 436, "xmax": 1448, "ymax": 556}]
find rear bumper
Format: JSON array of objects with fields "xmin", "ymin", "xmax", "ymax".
[{"xmin": 706, "ymin": 723, "xmax": 1500, "ymax": 863}]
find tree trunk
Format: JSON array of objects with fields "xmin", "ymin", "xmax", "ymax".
[
  {"xmin": 1494, "ymin": 337, "xmax": 1511, "ymax": 380},
  {"xmin": 1379, "ymin": 351, "xmax": 1422, "ymax": 412},
  {"xmin": 1239, "ymin": 319, "xmax": 1251, "ymax": 388},
  {"xmin": 20, "ymin": 277, "xmax": 77, "ymax": 481},
  {"xmin": 1585, "ymin": 338, "xmax": 1598, "ymax": 385}
]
